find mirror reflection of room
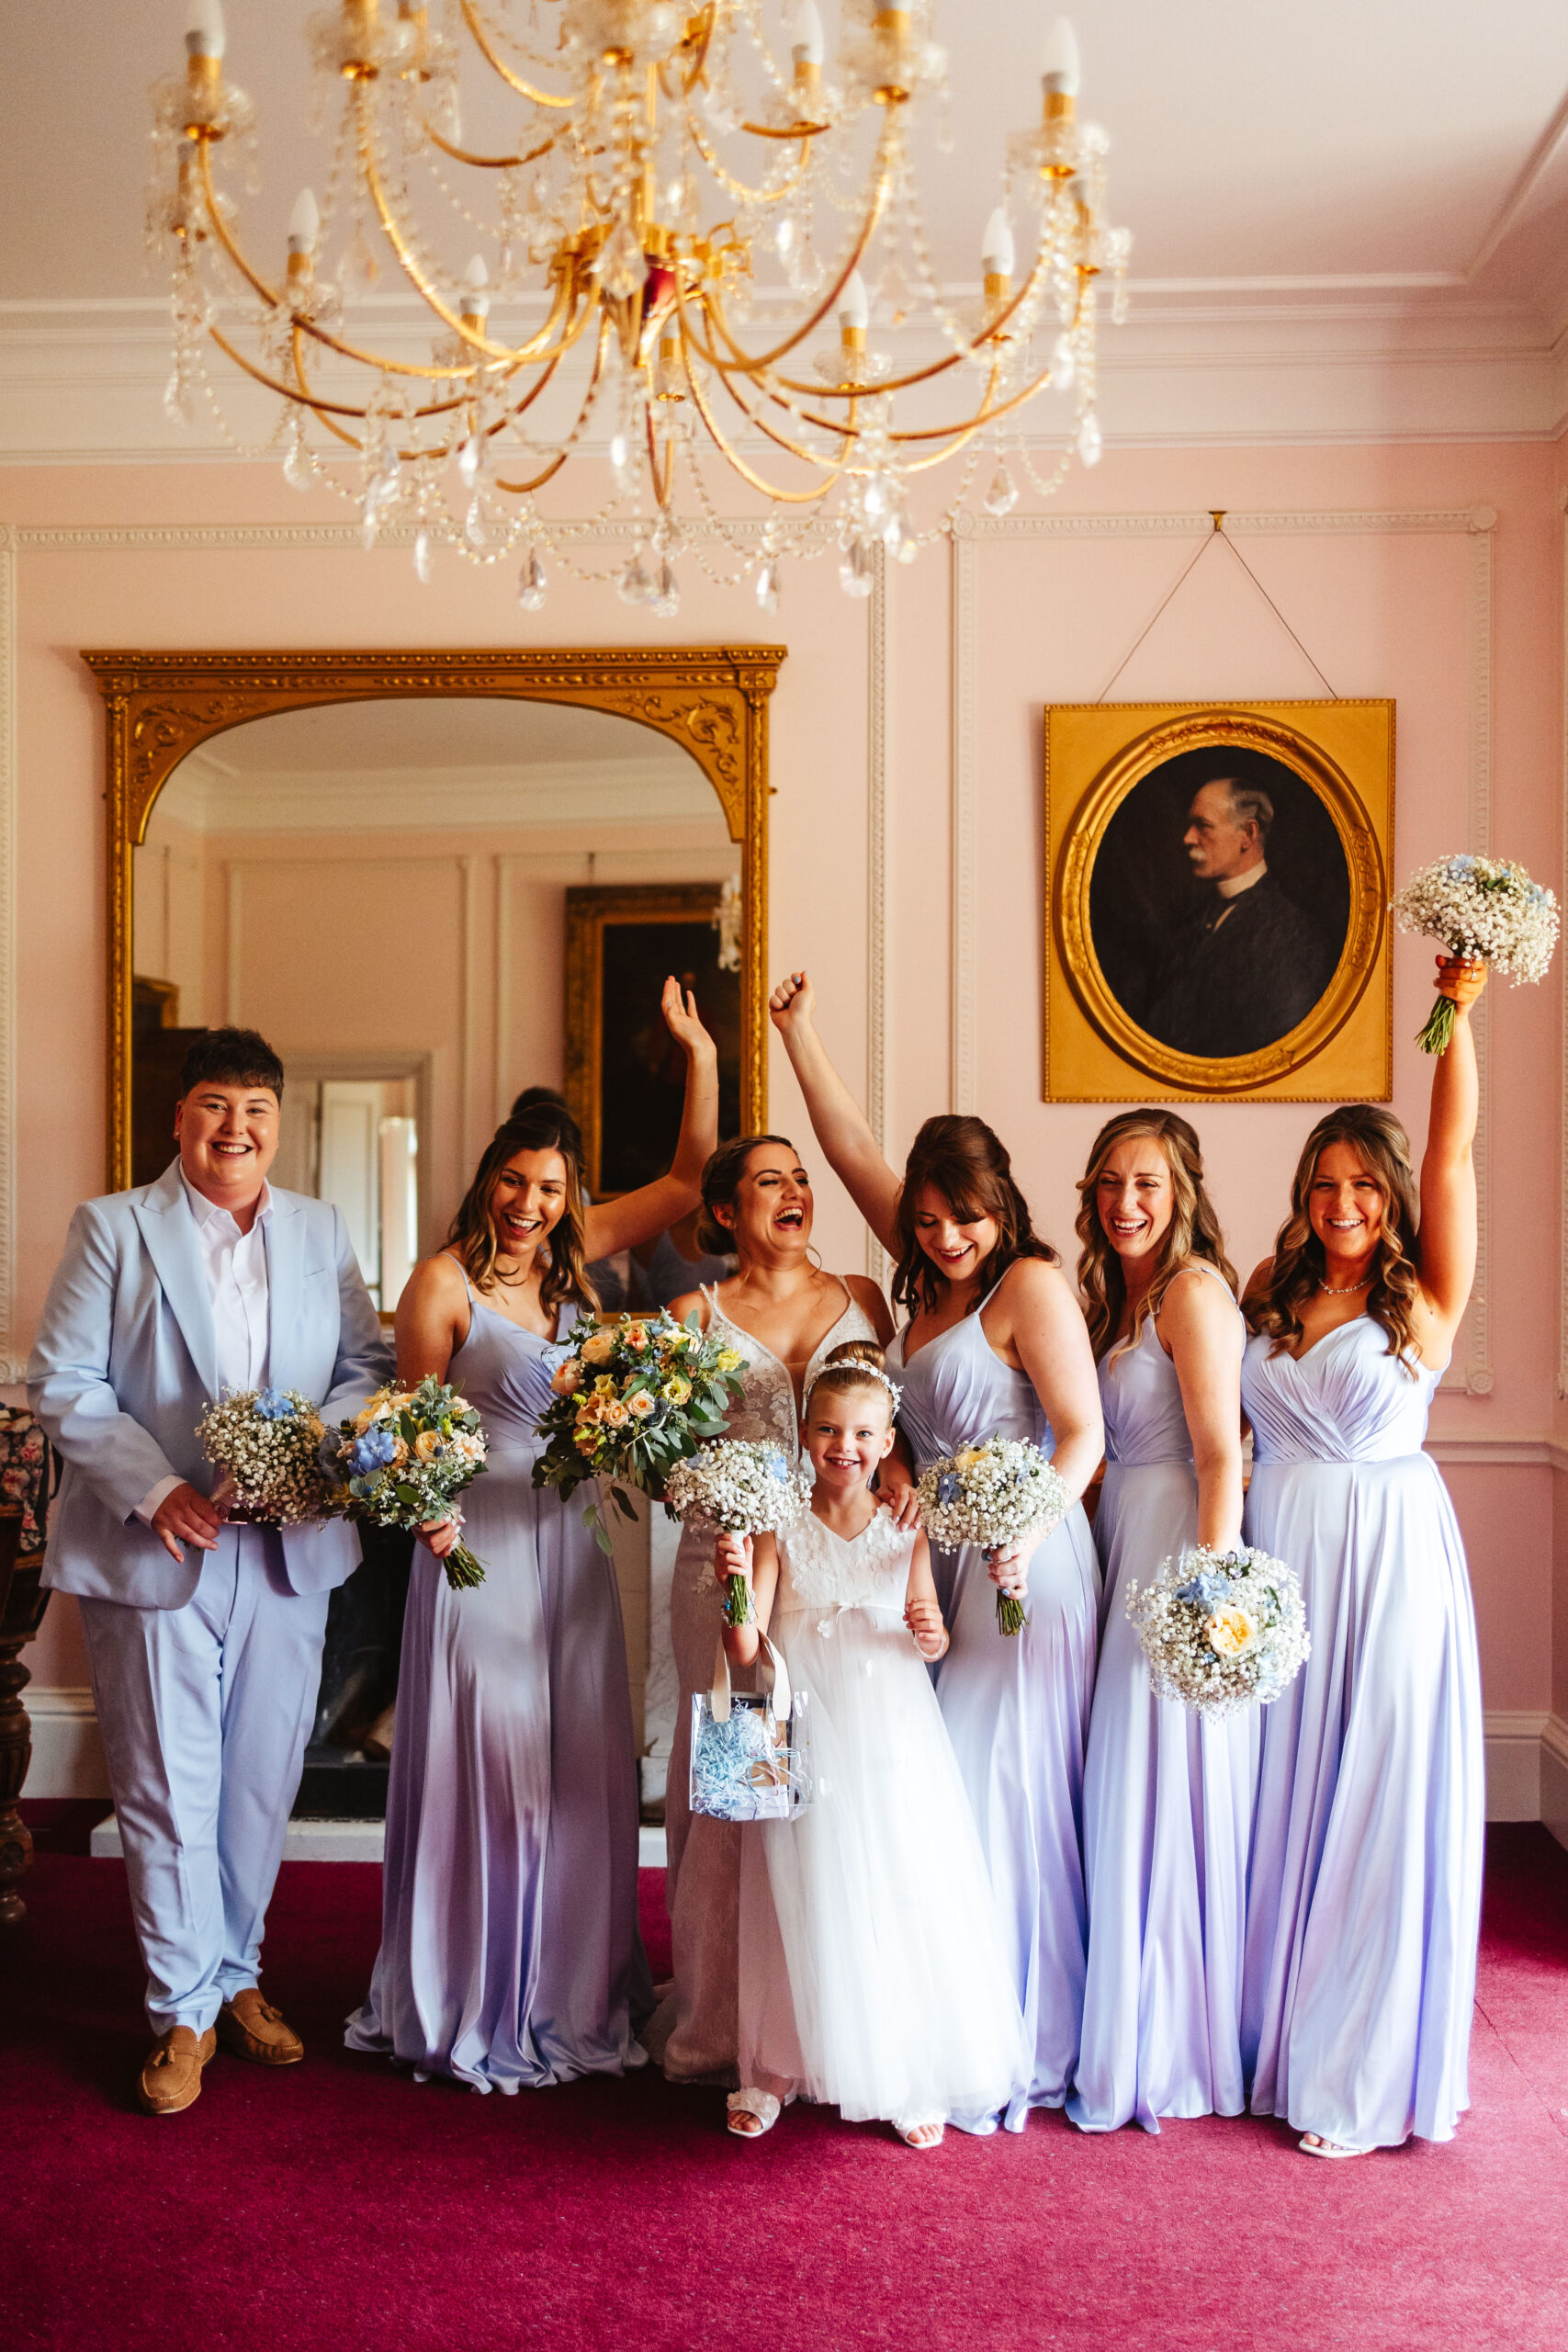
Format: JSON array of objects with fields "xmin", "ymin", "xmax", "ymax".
[{"xmin": 131, "ymin": 692, "xmax": 741, "ymax": 1816}]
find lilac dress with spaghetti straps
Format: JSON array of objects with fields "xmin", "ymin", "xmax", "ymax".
[{"xmin": 346, "ymin": 1282, "xmax": 647, "ymax": 2088}]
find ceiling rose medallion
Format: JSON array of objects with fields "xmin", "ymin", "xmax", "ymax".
[{"xmin": 151, "ymin": 0, "xmax": 1131, "ymax": 613}]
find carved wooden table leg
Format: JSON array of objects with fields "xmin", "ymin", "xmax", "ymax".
[{"xmin": 0, "ymin": 1509, "xmax": 46, "ymax": 1925}]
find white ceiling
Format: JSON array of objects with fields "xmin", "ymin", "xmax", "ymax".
[
  {"xmin": 4, "ymin": 2, "xmax": 1568, "ymax": 455},
  {"xmin": 5, "ymin": 1, "xmax": 1568, "ymax": 300}
]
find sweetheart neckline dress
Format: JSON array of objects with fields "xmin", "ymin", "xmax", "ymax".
[
  {"xmin": 1067, "ymin": 1262, "xmax": 1258, "ymax": 2133},
  {"xmin": 345, "ymin": 1286, "xmax": 647, "ymax": 2089},
  {"xmin": 738, "ymin": 1510, "xmax": 1027, "ymax": 2132},
  {"xmin": 887, "ymin": 1295, "xmax": 1100, "ymax": 2131},
  {"xmin": 645, "ymin": 1277, "xmax": 876, "ymax": 2084},
  {"xmin": 1238, "ymin": 1313, "xmax": 1483, "ymax": 2149}
]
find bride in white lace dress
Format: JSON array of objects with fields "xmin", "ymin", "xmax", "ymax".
[
  {"xmin": 643, "ymin": 1135, "xmax": 896, "ymax": 2085},
  {"xmin": 716, "ymin": 1347, "xmax": 1025, "ymax": 2145}
]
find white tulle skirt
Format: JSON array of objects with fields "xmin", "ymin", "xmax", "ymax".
[{"xmin": 738, "ymin": 1598, "xmax": 1026, "ymax": 2133}]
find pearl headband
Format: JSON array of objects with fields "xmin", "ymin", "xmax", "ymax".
[{"xmin": 802, "ymin": 1362, "xmax": 903, "ymax": 1416}]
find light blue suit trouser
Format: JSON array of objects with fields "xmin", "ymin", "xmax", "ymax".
[{"xmin": 77, "ymin": 1526, "xmax": 331, "ymax": 2036}]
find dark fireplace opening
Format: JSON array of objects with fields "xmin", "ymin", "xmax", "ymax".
[{"xmin": 293, "ymin": 1523, "xmax": 412, "ymax": 1819}]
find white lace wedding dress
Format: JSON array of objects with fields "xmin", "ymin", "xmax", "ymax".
[{"xmin": 739, "ymin": 1511, "xmax": 1027, "ymax": 2133}]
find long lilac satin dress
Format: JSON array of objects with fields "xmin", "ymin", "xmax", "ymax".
[
  {"xmin": 887, "ymin": 1292, "xmax": 1100, "ymax": 2129},
  {"xmin": 1068, "ymin": 1263, "xmax": 1257, "ymax": 2133},
  {"xmin": 1239, "ymin": 1316, "xmax": 1483, "ymax": 2148},
  {"xmin": 346, "ymin": 1286, "xmax": 648, "ymax": 2090}
]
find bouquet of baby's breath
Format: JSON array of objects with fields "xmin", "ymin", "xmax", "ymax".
[
  {"xmin": 533, "ymin": 1310, "xmax": 749, "ymax": 1554},
  {"xmin": 323, "ymin": 1376, "xmax": 489, "ymax": 1589},
  {"xmin": 1124, "ymin": 1544, "xmax": 1308, "ymax": 1716},
  {"xmin": 197, "ymin": 1386, "xmax": 329, "ymax": 1526},
  {"xmin": 1391, "ymin": 854, "xmax": 1560, "ymax": 1053},
  {"xmin": 664, "ymin": 1439, "xmax": 812, "ymax": 1626},
  {"xmin": 917, "ymin": 1434, "xmax": 1069, "ymax": 1636}
]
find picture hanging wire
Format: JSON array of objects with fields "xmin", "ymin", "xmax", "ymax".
[{"xmin": 1094, "ymin": 513, "xmax": 1341, "ymax": 703}]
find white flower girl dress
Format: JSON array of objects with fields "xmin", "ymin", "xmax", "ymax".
[{"xmin": 738, "ymin": 1509, "xmax": 1026, "ymax": 2135}]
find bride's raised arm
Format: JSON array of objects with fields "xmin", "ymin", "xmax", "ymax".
[
  {"xmin": 1416, "ymin": 954, "xmax": 1485, "ymax": 1345},
  {"xmin": 583, "ymin": 977, "xmax": 720, "ymax": 1261},
  {"xmin": 769, "ymin": 970, "xmax": 901, "ymax": 1255}
]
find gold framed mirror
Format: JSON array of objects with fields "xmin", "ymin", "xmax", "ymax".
[{"xmin": 86, "ymin": 646, "xmax": 784, "ymax": 1238}]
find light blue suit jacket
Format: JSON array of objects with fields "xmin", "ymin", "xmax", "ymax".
[{"xmin": 28, "ymin": 1159, "xmax": 393, "ymax": 1610}]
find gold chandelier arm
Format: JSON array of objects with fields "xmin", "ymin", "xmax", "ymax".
[
  {"xmin": 416, "ymin": 107, "xmax": 561, "ymax": 171},
  {"xmin": 679, "ymin": 318, "xmax": 845, "ymax": 502},
  {"xmin": 684, "ymin": 112, "xmax": 815, "ymax": 206},
  {"xmin": 738, "ymin": 116, "xmax": 831, "ymax": 141},
  {"xmin": 197, "ymin": 137, "xmax": 502, "ymax": 382},
  {"xmin": 710, "ymin": 352, "xmax": 853, "ymax": 465},
  {"xmin": 361, "ymin": 131, "xmax": 584, "ymax": 368},
  {"xmin": 761, "ymin": 247, "xmax": 1056, "ymax": 403},
  {"xmin": 459, "ymin": 0, "xmax": 575, "ymax": 107},
  {"xmin": 889, "ymin": 345, "xmax": 1067, "ymax": 448},
  {"xmin": 207, "ymin": 324, "xmax": 378, "ymax": 419}
]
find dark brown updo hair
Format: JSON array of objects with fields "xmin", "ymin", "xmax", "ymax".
[
  {"xmin": 891, "ymin": 1114, "xmax": 1056, "ymax": 1319},
  {"xmin": 446, "ymin": 1103, "xmax": 599, "ymax": 1317},
  {"xmin": 1247, "ymin": 1103, "xmax": 1422, "ymax": 1373},
  {"xmin": 694, "ymin": 1133, "xmax": 800, "ymax": 1257},
  {"xmin": 804, "ymin": 1338, "xmax": 895, "ymax": 1421}
]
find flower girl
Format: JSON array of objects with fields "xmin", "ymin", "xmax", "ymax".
[{"xmin": 715, "ymin": 1342, "xmax": 1025, "ymax": 2148}]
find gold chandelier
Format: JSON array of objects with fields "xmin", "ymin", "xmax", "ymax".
[{"xmin": 152, "ymin": 0, "xmax": 1130, "ymax": 613}]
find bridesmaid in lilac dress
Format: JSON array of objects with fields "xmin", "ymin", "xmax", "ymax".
[
  {"xmin": 1066, "ymin": 1114, "xmax": 1253, "ymax": 2134},
  {"xmin": 346, "ymin": 981, "xmax": 717, "ymax": 2090},
  {"xmin": 1240, "ymin": 956, "xmax": 1487, "ymax": 2156},
  {"xmin": 770, "ymin": 973, "xmax": 1103, "ymax": 2127}
]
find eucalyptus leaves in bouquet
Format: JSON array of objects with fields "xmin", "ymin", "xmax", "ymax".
[{"xmin": 533, "ymin": 1309, "xmax": 750, "ymax": 1553}]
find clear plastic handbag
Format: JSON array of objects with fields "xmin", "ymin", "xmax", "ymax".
[{"xmin": 688, "ymin": 1632, "xmax": 814, "ymax": 1823}]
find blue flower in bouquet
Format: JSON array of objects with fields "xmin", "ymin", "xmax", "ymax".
[
  {"xmin": 765, "ymin": 1449, "xmax": 791, "ymax": 1483},
  {"xmin": 254, "ymin": 1386, "xmax": 297, "ymax": 1422},
  {"xmin": 348, "ymin": 1425, "xmax": 400, "ymax": 1476},
  {"xmin": 936, "ymin": 1470, "xmax": 962, "ymax": 1506},
  {"xmin": 1175, "ymin": 1566, "xmax": 1234, "ymax": 1611}
]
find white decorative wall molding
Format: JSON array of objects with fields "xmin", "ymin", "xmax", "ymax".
[
  {"xmin": 493, "ymin": 853, "xmax": 519, "ymax": 1131},
  {"xmin": 161, "ymin": 752, "xmax": 711, "ymax": 839},
  {"xmin": 457, "ymin": 854, "xmax": 479, "ymax": 1175},
  {"xmin": 19, "ymin": 1687, "xmax": 108, "ymax": 1802},
  {"xmin": 949, "ymin": 503, "xmax": 1497, "ymax": 1396}
]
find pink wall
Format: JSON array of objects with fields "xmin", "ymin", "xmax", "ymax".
[{"xmin": 7, "ymin": 440, "xmax": 1564, "ymax": 1750}]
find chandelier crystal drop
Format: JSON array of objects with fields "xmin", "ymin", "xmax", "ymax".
[{"xmin": 150, "ymin": 0, "xmax": 1131, "ymax": 605}]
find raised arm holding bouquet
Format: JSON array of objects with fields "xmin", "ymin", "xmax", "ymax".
[{"xmin": 346, "ymin": 978, "xmax": 719, "ymax": 2096}]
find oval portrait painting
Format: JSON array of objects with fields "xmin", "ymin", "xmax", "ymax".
[{"xmin": 1086, "ymin": 744, "xmax": 1351, "ymax": 1063}]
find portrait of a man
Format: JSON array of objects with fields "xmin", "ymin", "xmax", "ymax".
[{"xmin": 1085, "ymin": 742, "xmax": 1350, "ymax": 1065}]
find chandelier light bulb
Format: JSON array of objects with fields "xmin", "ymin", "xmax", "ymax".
[
  {"xmin": 287, "ymin": 189, "xmax": 321, "ymax": 256},
  {"xmin": 460, "ymin": 254, "xmax": 491, "ymax": 320},
  {"xmin": 186, "ymin": 0, "xmax": 226, "ymax": 60},
  {"xmin": 838, "ymin": 268, "xmax": 870, "ymax": 356},
  {"xmin": 981, "ymin": 209, "xmax": 1015, "ymax": 278},
  {"xmin": 1042, "ymin": 16, "xmax": 1080, "ymax": 96},
  {"xmin": 789, "ymin": 0, "xmax": 825, "ymax": 68}
]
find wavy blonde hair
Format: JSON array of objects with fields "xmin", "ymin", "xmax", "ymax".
[
  {"xmin": 446, "ymin": 1106, "xmax": 600, "ymax": 1320},
  {"xmin": 1075, "ymin": 1112, "xmax": 1236, "ymax": 1361},
  {"xmin": 1247, "ymin": 1103, "xmax": 1421, "ymax": 1371}
]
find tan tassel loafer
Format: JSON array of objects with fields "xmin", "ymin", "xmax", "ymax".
[
  {"xmin": 216, "ymin": 1987, "xmax": 305, "ymax": 2066},
  {"xmin": 137, "ymin": 2024, "xmax": 217, "ymax": 2116}
]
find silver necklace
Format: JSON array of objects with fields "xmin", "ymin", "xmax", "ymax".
[{"xmin": 1318, "ymin": 1274, "xmax": 1371, "ymax": 1296}]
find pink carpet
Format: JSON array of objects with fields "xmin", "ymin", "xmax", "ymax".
[{"xmin": 3, "ymin": 1810, "xmax": 1565, "ymax": 2350}]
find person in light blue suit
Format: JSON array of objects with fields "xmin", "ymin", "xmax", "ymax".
[{"xmin": 29, "ymin": 1026, "xmax": 389, "ymax": 2115}]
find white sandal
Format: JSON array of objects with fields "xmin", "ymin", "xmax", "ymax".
[
  {"xmin": 897, "ymin": 2118, "xmax": 945, "ymax": 2151},
  {"xmin": 1298, "ymin": 2132, "xmax": 1365, "ymax": 2159},
  {"xmin": 727, "ymin": 2088, "xmax": 783, "ymax": 2139}
]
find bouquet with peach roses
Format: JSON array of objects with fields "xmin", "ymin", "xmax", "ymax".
[
  {"xmin": 323, "ymin": 1375, "xmax": 489, "ymax": 1589},
  {"xmin": 533, "ymin": 1309, "xmax": 749, "ymax": 1554}
]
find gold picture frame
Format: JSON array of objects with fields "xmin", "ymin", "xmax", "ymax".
[
  {"xmin": 565, "ymin": 882, "xmax": 742, "ymax": 1199},
  {"xmin": 82, "ymin": 644, "xmax": 784, "ymax": 1190},
  {"xmin": 1045, "ymin": 698, "xmax": 1393, "ymax": 1102}
]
